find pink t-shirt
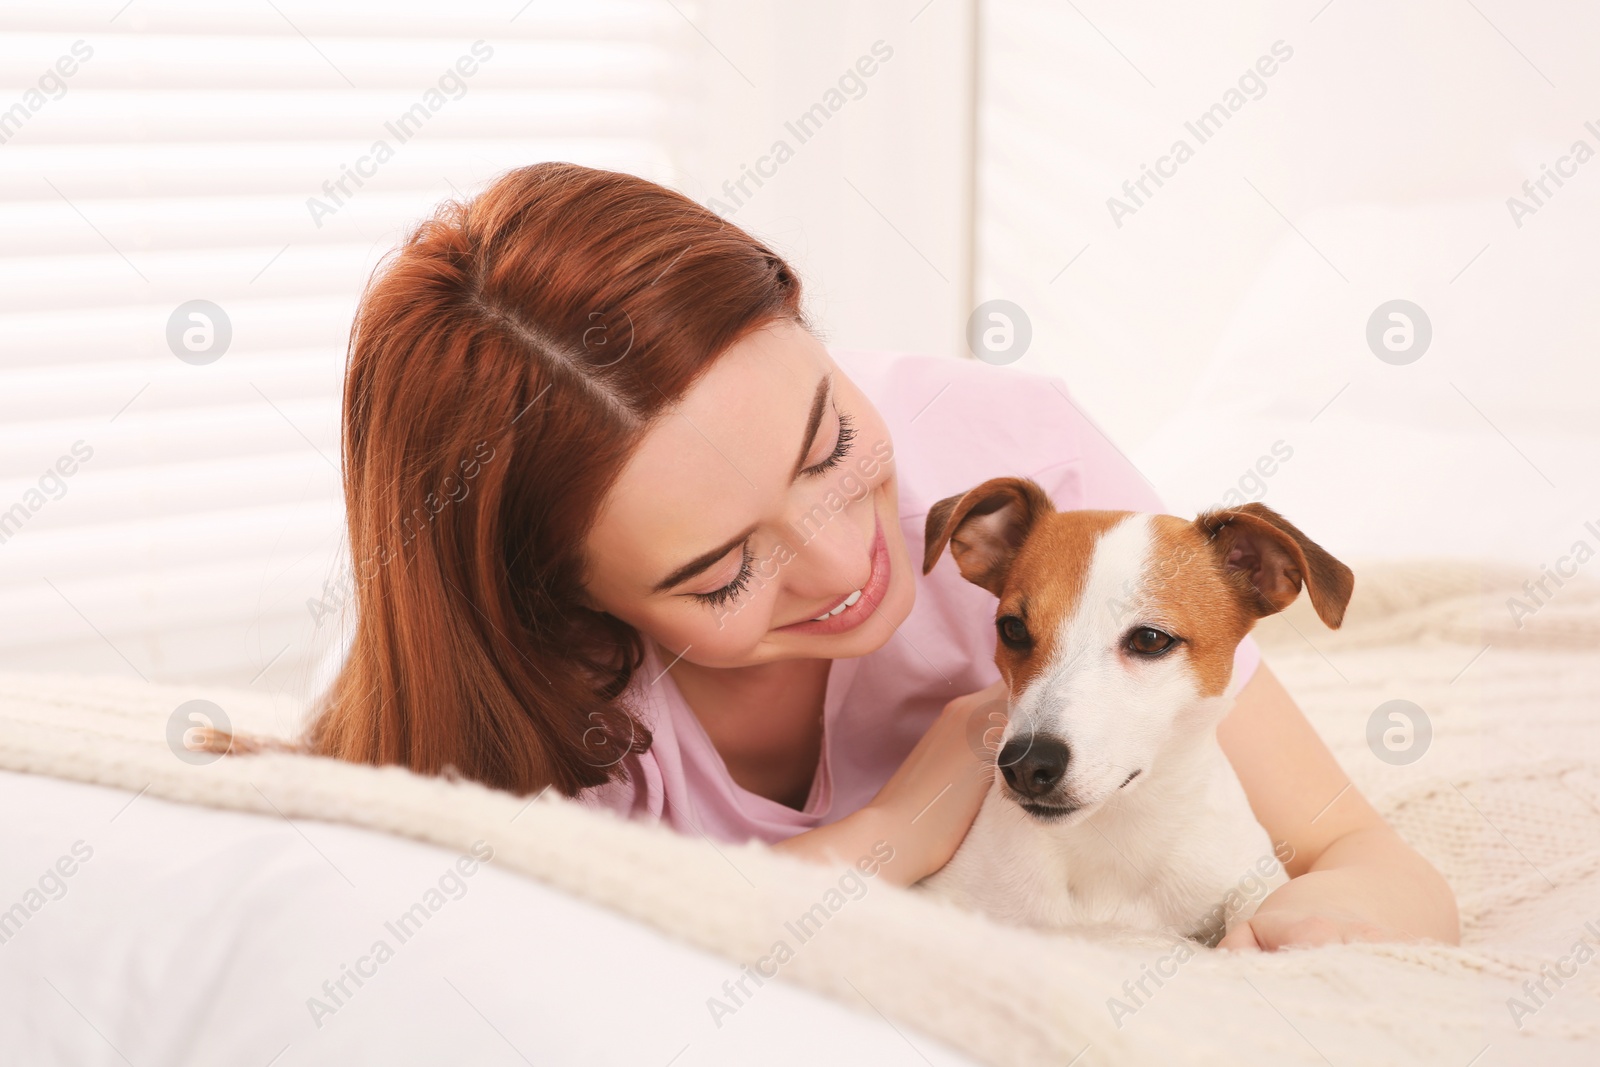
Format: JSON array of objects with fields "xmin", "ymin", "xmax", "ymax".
[{"xmin": 577, "ymin": 349, "xmax": 1262, "ymax": 844}]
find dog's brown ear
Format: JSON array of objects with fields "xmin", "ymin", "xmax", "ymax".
[
  {"xmin": 923, "ymin": 477, "xmax": 1055, "ymax": 596},
  {"xmin": 1194, "ymin": 503, "xmax": 1354, "ymax": 628}
]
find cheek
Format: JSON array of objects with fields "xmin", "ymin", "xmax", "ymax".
[
  {"xmin": 690, "ymin": 616, "xmax": 774, "ymax": 667},
  {"xmin": 633, "ymin": 584, "xmax": 782, "ymax": 666}
]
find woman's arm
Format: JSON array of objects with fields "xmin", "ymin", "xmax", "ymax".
[
  {"xmin": 1215, "ymin": 660, "xmax": 1460, "ymax": 949},
  {"xmin": 772, "ymin": 680, "xmax": 1005, "ymax": 887}
]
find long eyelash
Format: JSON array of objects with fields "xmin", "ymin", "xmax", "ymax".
[
  {"xmin": 690, "ymin": 542, "xmax": 754, "ymax": 608},
  {"xmin": 691, "ymin": 409, "xmax": 857, "ymax": 610},
  {"xmin": 803, "ymin": 409, "xmax": 856, "ymax": 475}
]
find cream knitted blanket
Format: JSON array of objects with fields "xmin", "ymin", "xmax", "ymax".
[{"xmin": 2, "ymin": 558, "xmax": 1598, "ymax": 1066}]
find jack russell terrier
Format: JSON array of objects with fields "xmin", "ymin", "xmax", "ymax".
[{"xmin": 917, "ymin": 476, "xmax": 1353, "ymax": 945}]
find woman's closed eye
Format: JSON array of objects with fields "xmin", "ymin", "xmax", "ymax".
[
  {"xmin": 799, "ymin": 408, "xmax": 855, "ymax": 476},
  {"xmin": 688, "ymin": 407, "xmax": 858, "ymax": 607},
  {"xmin": 691, "ymin": 541, "xmax": 754, "ymax": 609}
]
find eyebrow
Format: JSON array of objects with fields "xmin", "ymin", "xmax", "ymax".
[{"xmin": 649, "ymin": 372, "xmax": 833, "ymax": 594}]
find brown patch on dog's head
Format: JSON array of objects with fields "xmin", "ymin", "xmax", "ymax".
[
  {"xmin": 993, "ymin": 509, "xmax": 1140, "ymax": 693},
  {"xmin": 923, "ymin": 476, "xmax": 1131, "ymax": 693},
  {"xmin": 1129, "ymin": 504, "xmax": 1351, "ymax": 696},
  {"xmin": 1141, "ymin": 517, "xmax": 1261, "ymax": 696}
]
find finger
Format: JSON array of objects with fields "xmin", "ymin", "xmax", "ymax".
[
  {"xmin": 1216, "ymin": 921, "xmax": 1261, "ymax": 951},
  {"xmin": 1250, "ymin": 913, "xmax": 1343, "ymax": 951}
]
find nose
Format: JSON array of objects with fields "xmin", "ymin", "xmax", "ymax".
[{"xmin": 998, "ymin": 736, "xmax": 1070, "ymax": 799}]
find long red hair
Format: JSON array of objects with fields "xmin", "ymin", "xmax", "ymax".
[{"xmin": 272, "ymin": 163, "xmax": 803, "ymax": 796}]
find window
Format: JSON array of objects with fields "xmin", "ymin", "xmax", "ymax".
[{"xmin": 0, "ymin": 2, "xmax": 680, "ymax": 694}]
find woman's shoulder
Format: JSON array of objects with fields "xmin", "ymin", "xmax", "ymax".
[{"xmin": 829, "ymin": 347, "xmax": 1165, "ymax": 517}]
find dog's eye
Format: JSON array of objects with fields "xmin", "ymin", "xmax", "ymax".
[
  {"xmin": 996, "ymin": 615, "xmax": 1031, "ymax": 650},
  {"xmin": 1127, "ymin": 627, "xmax": 1175, "ymax": 656}
]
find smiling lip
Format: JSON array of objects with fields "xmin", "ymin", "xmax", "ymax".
[{"xmin": 774, "ymin": 510, "xmax": 890, "ymax": 636}]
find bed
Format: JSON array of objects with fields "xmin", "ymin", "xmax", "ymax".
[{"xmin": 2, "ymin": 558, "xmax": 1597, "ymax": 1066}]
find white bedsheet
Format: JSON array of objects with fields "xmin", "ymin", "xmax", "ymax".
[{"xmin": 0, "ymin": 769, "xmax": 980, "ymax": 1067}]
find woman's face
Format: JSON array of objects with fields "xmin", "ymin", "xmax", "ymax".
[{"xmin": 582, "ymin": 319, "xmax": 915, "ymax": 669}]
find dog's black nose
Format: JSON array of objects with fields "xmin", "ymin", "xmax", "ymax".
[{"xmin": 998, "ymin": 737, "xmax": 1070, "ymax": 799}]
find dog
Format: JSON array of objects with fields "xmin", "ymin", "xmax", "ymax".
[{"xmin": 916, "ymin": 476, "xmax": 1353, "ymax": 945}]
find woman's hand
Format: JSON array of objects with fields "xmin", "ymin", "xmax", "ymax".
[
  {"xmin": 1217, "ymin": 823, "xmax": 1457, "ymax": 951},
  {"xmin": 773, "ymin": 678, "xmax": 1007, "ymax": 887},
  {"xmin": 1218, "ymin": 870, "xmax": 1411, "ymax": 951}
]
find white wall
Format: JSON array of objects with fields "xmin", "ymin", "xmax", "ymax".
[
  {"xmin": 667, "ymin": 0, "xmax": 977, "ymax": 358},
  {"xmin": 974, "ymin": 0, "xmax": 1600, "ymax": 568},
  {"xmin": 6, "ymin": 1, "xmax": 1596, "ymax": 693}
]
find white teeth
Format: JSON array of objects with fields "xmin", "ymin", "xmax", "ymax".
[{"xmin": 811, "ymin": 589, "xmax": 863, "ymax": 622}]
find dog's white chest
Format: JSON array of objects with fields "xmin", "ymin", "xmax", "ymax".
[{"xmin": 921, "ymin": 741, "xmax": 1287, "ymax": 942}]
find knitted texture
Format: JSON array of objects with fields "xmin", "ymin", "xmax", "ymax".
[{"xmin": 1, "ymin": 557, "xmax": 1597, "ymax": 1065}]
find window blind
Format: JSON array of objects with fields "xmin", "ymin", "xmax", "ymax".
[{"xmin": 0, "ymin": 0, "xmax": 682, "ymax": 697}]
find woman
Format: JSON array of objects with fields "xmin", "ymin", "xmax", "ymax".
[{"xmin": 300, "ymin": 161, "xmax": 1458, "ymax": 952}]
